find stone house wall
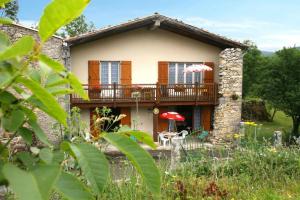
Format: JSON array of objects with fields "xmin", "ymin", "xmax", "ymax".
[
  {"xmin": 213, "ymin": 48, "xmax": 243, "ymax": 142},
  {"xmin": 0, "ymin": 23, "xmax": 64, "ymax": 144}
]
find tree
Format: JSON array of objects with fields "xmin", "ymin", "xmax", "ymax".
[
  {"xmin": 258, "ymin": 47, "xmax": 300, "ymax": 136},
  {"xmin": 60, "ymin": 14, "xmax": 95, "ymax": 37},
  {"xmin": 0, "ymin": 0, "xmax": 18, "ymax": 21},
  {"xmin": 242, "ymin": 40, "xmax": 266, "ymax": 97}
]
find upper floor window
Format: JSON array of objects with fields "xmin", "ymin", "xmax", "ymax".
[
  {"xmin": 100, "ymin": 61, "xmax": 120, "ymax": 84},
  {"xmin": 168, "ymin": 62, "xmax": 204, "ymax": 84}
]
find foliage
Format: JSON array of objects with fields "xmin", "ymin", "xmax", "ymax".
[
  {"xmin": 242, "ymin": 40, "xmax": 267, "ymax": 97},
  {"xmin": 258, "ymin": 47, "xmax": 300, "ymax": 137},
  {"xmin": 60, "ymin": 15, "xmax": 95, "ymax": 37},
  {"xmin": 0, "ymin": 0, "xmax": 18, "ymax": 21},
  {"xmin": 87, "ymin": 143, "xmax": 300, "ymax": 200},
  {"xmin": 0, "ymin": 0, "xmax": 160, "ymax": 199}
]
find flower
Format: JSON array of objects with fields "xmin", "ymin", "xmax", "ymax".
[{"xmin": 233, "ymin": 134, "xmax": 241, "ymax": 139}]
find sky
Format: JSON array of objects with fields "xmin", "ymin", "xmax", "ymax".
[{"xmin": 18, "ymin": 0, "xmax": 300, "ymax": 51}]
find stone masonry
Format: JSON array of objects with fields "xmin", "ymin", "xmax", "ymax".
[
  {"xmin": 213, "ymin": 48, "xmax": 243, "ymax": 142},
  {"xmin": 0, "ymin": 23, "xmax": 64, "ymax": 144}
]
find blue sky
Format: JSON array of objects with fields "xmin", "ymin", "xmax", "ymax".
[{"xmin": 18, "ymin": 0, "xmax": 300, "ymax": 51}]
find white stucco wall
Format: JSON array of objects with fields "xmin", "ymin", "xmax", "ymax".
[
  {"xmin": 131, "ymin": 107, "xmax": 153, "ymax": 135},
  {"xmin": 70, "ymin": 27, "xmax": 221, "ymax": 84}
]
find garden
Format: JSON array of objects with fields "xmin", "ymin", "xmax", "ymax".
[{"xmin": 1, "ymin": 0, "xmax": 300, "ymax": 200}]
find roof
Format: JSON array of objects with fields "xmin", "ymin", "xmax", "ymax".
[{"xmin": 65, "ymin": 13, "xmax": 247, "ymax": 49}]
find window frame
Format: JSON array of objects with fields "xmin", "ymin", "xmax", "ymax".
[
  {"xmin": 168, "ymin": 62, "xmax": 204, "ymax": 84},
  {"xmin": 100, "ymin": 61, "xmax": 120, "ymax": 85}
]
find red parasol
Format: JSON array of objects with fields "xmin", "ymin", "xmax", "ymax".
[{"xmin": 160, "ymin": 112, "xmax": 185, "ymax": 121}]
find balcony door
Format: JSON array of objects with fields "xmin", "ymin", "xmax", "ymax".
[
  {"xmin": 168, "ymin": 62, "xmax": 204, "ymax": 85},
  {"xmin": 100, "ymin": 61, "xmax": 120, "ymax": 85}
]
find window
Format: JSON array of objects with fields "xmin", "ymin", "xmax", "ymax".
[
  {"xmin": 168, "ymin": 62, "xmax": 204, "ymax": 84},
  {"xmin": 100, "ymin": 61, "xmax": 120, "ymax": 84}
]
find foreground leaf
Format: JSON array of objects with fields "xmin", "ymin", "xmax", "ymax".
[
  {"xmin": 17, "ymin": 76, "xmax": 67, "ymax": 126},
  {"xmin": 2, "ymin": 109, "xmax": 25, "ymax": 132},
  {"xmin": 39, "ymin": 54, "xmax": 65, "ymax": 73},
  {"xmin": 68, "ymin": 143, "xmax": 109, "ymax": 195},
  {"xmin": 118, "ymin": 126, "xmax": 156, "ymax": 149},
  {"xmin": 28, "ymin": 119, "xmax": 51, "ymax": 147},
  {"xmin": 38, "ymin": 0, "xmax": 90, "ymax": 42},
  {"xmin": 103, "ymin": 133, "xmax": 161, "ymax": 196},
  {"xmin": 0, "ymin": 36, "xmax": 34, "ymax": 61},
  {"xmin": 3, "ymin": 164, "xmax": 60, "ymax": 200},
  {"xmin": 68, "ymin": 73, "xmax": 89, "ymax": 100},
  {"xmin": 55, "ymin": 172, "xmax": 94, "ymax": 200},
  {"xmin": 17, "ymin": 127, "xmax": 33, "ymax": 145}
]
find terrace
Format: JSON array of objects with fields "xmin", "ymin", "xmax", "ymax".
[{"xmin": 70, "ymin": 82, "xmax": 218, "ymax": 107}]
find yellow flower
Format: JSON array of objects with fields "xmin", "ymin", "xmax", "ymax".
[
  {"xmin": 233, "ymin": 134, "xmax": 240, "ymax": 139},
  {"xmin": 268, "ymin": 147, "xmax": 277, "ymax": 153}
]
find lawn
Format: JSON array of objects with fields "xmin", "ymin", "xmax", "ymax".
[{"xmin": 256, "ymin": 111, "xmax": 293, "ymax": 142}]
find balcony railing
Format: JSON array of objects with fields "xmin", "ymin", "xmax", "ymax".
[{"xmin": 70, "ymin": 83, "xmax": 218, "ymax": 106}]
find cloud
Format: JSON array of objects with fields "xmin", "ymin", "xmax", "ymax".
[{"xmin": 181, "ymin": 16, "xmax": 300, "ymax": 51}]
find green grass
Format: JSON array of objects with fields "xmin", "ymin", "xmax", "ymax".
[{"xmin": 257, "ymin": 111, "xmax": 292, "ymax": 141}]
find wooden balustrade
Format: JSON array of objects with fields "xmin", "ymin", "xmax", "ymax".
[{"xmin": 71, "ymin": 83, "xmax": 218, "ymax": 107}]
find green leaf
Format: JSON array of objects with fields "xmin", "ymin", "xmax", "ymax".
[
  {"xmin": 17, "ymin": 127, "xmax": 33, "ymax": 145},
  {"xmin": 0, "ymin": 91, "xmax": 17, "ymax": 104},
  {"xmin": 103, "ymin": 133, "xmax": 161, "ymax": 196},
  {"xmin": 118, "ymin": 126, "xmax": 157, "ymax": 149},
  {"xmin": 17, "ymin": 76, "xmax": 67, "ymax": 126},
  {"xmin": 55, "ymin": 172, "xmax": 94, "ymax": 200},
  {"xmin": 32, "ymin": 165, "xmax": 61, "ymax": 199},
  {"xmin": 2, "ymin": 164, "xmax": 60, "ymax": 200},
  {"xmin": 45, "ymin": 73, "xmax": 69, "ymax": 88},
  {"xmin": 16, "ymin": 152, "xmax": 36, "ymax": 170},
  {"xmin": 0, "ymin": 36, "xmax": 34, "ymax": 61},
  {"xmin": 0, "ymin": 17, "xmax": 12, "ymax": 25},
  {"xmin": 38, "ymin": 0, "xmax": 90, "ymax": 42},
  {"xmin": 28, "ymin": 119, "xmax": 51, "ymax": 147},
  {"xmin": 0, "ymin": 30, "xmax": 10, "ymax": 51},
  {"xmin": 68, "ymin": 143, "xmax": 109, "ymax": 195},
  {"xmin": 0, "ymin": 0, "xmax": 11, "ymax": 8},
  {"xmin": 68, "ymin": 73, "xmax": 89, "ymax": 100},
  {"xmin": 2, "ymin": 109, "xmax": 25, "ymax": 132},
  {"xmin": 39, "ymin": 148, "xmax": 53, "ymax": 164},
  {"xmin": 39, "ymin": 54, "xmax": 65, "ymax": 73}
]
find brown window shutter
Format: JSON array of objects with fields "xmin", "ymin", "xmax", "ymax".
[
  {"xmin": 120, "ymin": 61, "xmax": 132, "ymax": 97},
  {"xmin": 200, "ymin": 106, "xmax": 212, "ymax": 131},
  {"xmin": 204, "ymin": 62, "xmax": 214, "ymax": 83},
  {"xmin": 158, "ymin": 61, "xmax": 169, "ymax": 84},
  {"xmin": 88, "ymin": 60, "xmax": 100, "ymax": 98},
  {"xmin": 120, "ymin": 107, "xmax": 131, "ymax": 126}
]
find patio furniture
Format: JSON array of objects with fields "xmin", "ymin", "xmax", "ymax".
[
  {"xmin": 158, "ymin": 133, "xmax": 171, "ymax": 147},
  {"xmin": 173, "ymin": 130, "xmax": 189, "ymax": 144},
  {"xmin": 198, "ymin": 130, "xmax": 209, "ymax": 141}
]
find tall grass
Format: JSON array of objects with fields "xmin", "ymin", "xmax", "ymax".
[{"xmin": 97, "ymin": 143, "xmax": 300, "ymax": 200}]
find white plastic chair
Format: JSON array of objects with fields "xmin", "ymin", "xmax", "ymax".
[
  {"xmin": 158, "ymin": 133, "xmax": 170, "ymax": 147},
  {"xmin": 173, "ymin": 130, "xmax": 189, "ymax": 144}
]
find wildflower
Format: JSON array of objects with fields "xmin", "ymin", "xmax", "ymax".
[
  {"xmin": 268, "ymin": 147, "xmax": 277, "ymax": 153},
  {"xmin": 233, "ymin": 133, "xmax": 240, "ymax": 139}
]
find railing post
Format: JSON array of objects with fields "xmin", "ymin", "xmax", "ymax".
[
  {"xmin": 113, "ymin": 82, "xmax": 116, "ymax": 105},
  {"xmin": 195, "ymin": 82, "xmax": 199, "ymax": 103},
  {"xmin": 156, "ymin": 82, "xmax": 160, "ymax": 104}
]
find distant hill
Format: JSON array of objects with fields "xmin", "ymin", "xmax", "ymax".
[{"xmin": 261, "ymin": 47, "xmax": 300, "ymax": 56}]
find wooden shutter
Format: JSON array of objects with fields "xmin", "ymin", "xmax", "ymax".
[
  {"xmin": 158, "ymin": 107, "xmax": 169, "ymax": 132},
  {"xmin": 120, "ymin": 107, "xmax": 131, "ymax": 126},
  {"xmin": 120, "ymin": 61, "xmax": 132, "ymax": 98},
  {"xmin": 88, "ymin": 60, "xmax": 100, "ymax": 98},
  {"xmin": 200, "ymin": 106, "xmax": 212, "ymax": 131},
  {"xmin": 158, "ymin": 61, "xmax": 169, "ymax": 84},
  {"xmin": 204, "ymin": 62, "xmax": 214, "ymax": 83}
]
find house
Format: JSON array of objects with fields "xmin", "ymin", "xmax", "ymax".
[{"xmin": 65, "ymin": 13, "xmax": 246, "ymax": 142}]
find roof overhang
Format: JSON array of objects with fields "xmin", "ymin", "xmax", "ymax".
[{"xmin": 65, "ymin": 14, "xmax": 247, "ymax": 50}]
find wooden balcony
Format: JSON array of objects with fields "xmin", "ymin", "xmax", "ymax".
[{"xmin": 70, "ymin": 83, "xmax": 218, "ymax": 108}]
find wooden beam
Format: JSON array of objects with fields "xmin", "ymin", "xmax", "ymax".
[{"xmin": 149, "ymin": 19, "xmax": 161, "ymax": 30}]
